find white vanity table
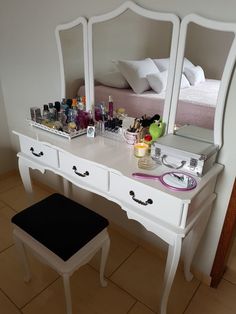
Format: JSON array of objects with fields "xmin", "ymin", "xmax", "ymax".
[
  {"xmin": 13, "ymin": 1, "xmax": 236, "ymax": 313},
  {"xmin": 13, "ymin": 124, "xmax": 223, "ymax": 314}
]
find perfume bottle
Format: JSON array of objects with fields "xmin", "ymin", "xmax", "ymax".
[
  {"xmin": 108, "ymin": 95, "xmax": 113, "ymax": 118},
  {"xmin": 42, "ymin": 104, "xmax": 49, "ymax": 120},
  {"xmin": 48, "ymin": 102, "xmax": 56, "ymax": 121}
]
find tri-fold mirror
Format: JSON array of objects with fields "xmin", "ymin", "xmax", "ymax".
[
  {"xmin": 168, "ymin": 14, "xmax": 236, "ymax": 147},
  {"xmin": 55, "ymin": 16, "xmax": 90, "ymax": 106},
  {"xmin": 55, "ymin": 0, "xmax": 236, "ymax": 148},
  {"xmin": 88, "ymin": 1, "xmax": 179, "ymax": 124}
]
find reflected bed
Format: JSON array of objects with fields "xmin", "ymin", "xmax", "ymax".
[{"xmin": 78, "ymin": 79, "xmax": 219, "ymax": 129}]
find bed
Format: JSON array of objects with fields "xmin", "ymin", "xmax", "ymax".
[{"xmin": 78, "ymin": 78, "xmax": 220, "ymax": 130}]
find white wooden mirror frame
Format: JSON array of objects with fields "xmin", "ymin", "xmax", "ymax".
[
  {"xmin": 55, "ymin": 16, "xmax": 90, "ymax": 106},
  {"xmin": 87, "ymin": 0, "xmax": 180, "ymax": 126},
  {"xmin": 55, "ymin": 5, "xmax": 236, "ymax": 146},
  {"xmin": 167, "ymin": 14, "xmax": 236, "ymax": 148}
]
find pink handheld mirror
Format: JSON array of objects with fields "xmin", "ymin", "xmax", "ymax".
[{"xmin": 132, "ymin": 171, "xmax": 197, "ymax": 191}]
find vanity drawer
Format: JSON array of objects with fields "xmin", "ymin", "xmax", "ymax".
[
  {"xmin": 59, "ymin": 151, "xmax": 109, "ymax": 191},
  {"xmin": 19, "ymin": 136, "xmax": 59, "ymax": 168},
  {"xmin": 109, "ymin": 172, "xmax": 184, "ymax": 226}
]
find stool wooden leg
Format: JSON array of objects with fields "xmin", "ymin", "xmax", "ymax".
[
  {"xmin": 13, "ymin": 235, "xmax": 31, "ymax": 283},
  {"xmin": 62, "ymin": 274, "xmax": 73, "ymax": 314},
  {"xmin": 99, "ymin": 235, "xmax": 110, "ymax": 287}
]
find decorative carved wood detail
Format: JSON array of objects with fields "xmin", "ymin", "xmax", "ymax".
[{"xmin": 210, "ymin": 179, "xmax": 236, "ymax": 287}]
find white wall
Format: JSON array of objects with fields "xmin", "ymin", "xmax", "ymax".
[
  {"xmin": 60, "ymin": 25, "xmax": 85, "ymax": 98},
  {"xmin": 185, "ymin": 24, "xmax": 234, "ymax": 79},
  {"xmin": 0, "ymin": 80, "xmax": 17, "ymax": 173},
  {"xmin": 0, "ymin": 0, "xmax": 236, "ymax": 277},
  {"xmin": 92, "ymin": 10, "xmax": 172, "ymax": 77}
]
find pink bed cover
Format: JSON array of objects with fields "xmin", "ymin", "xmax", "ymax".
[{"xmin": 78, "ymin": 79, "xmax": 220, "ymax": 130}]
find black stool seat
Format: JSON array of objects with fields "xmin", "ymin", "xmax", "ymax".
[{"xmin": 11, "ymin": 193, "xmax": 109, "ymax": 261}]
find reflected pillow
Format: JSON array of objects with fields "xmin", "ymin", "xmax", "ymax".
[
  {"xmin": 146, "ymin": 71, "xmax": 168, "ymax": 94},
  {"xmin": 183, "ymin": 58, "xmax": 195, "ymax": 70},
  {"xmin": 181, "ymin": 73, "xmax": 191, "ymax": 88},
  {"xmin": 96, "ymin": 71, "xmax": 130, "ymax": 89},
  {"xmin": 116, "ymin": 58, "xmax": 159, "ymax": 94},
  {"xmin": 147, "ymin": 71, "xmax": 190, "ymax": 93},
  {"xmin": 152, "ymin": 58, "xmax": 170, "ymax": 71},
  {"xmin": 153, "ymin": 57, "xmax": 194, "ymax": 71},
  {"xmin": 184, "ymin": 65, "xmax": 205, "ymax": 85}
]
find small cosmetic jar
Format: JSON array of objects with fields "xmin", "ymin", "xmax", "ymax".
[{"xmin": 134, "ymin": 142, "xmax": 149, "ymax": 158}]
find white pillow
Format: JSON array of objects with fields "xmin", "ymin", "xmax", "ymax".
[
  {"xmin": 183, "ymin": 58, "xmax": 195, "ymax": 70},
  {"xmin": 181, "ymin": 73, "xmax": 191, "ymax": 88},
  {"xmin": 96, "ymin": 71, "xmax": 129, "ymax": 89},
  {"xmin": 153, "ymin": 57, "xmax": 194, "ymax": 72},
  {"xmin": 146, "ymin": 71, "xmax": 168, "ymax": 94},
  {"xmin": 153, "ymin": 58, "xmax": 169, "ymax": 71},
  {"xmin": 147, "ymin": 71, "xmax": 190, "ymax": 93},
  {"xmin": 184, "ymin": 65, "xmax": 205, "ymax": 86},
  {"xmin": 116, "ymin": 58, "xmax": 159, "ymax": 94}
]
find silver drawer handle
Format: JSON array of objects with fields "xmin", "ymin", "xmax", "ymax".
[
  {"xmin": 161, "ymin": 155, "xmax": 186, "ymax": 169},
  {"xmin": 129, "ymin": 191, "xmax": 153, "ymax": 206},
  {"xmin": 30, "ymin": 147, "xmax": 44, "ymax": 157},
  {"xmin": 72, "ymin": 166, "xmax": 89, "ymax": 177}
]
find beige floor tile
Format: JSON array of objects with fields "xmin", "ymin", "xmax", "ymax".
[
  {"xmin": 185, "ymin": 279, "xmax": 236, "ymax": 314},
  {"xmin": 0, "ymin": 245, "xmax": 59, "ymax": 308},
  {"xmin": 22, "ymin": 265, "xmax": 136, "ymax": 314},
  {"xmin": 0, "ymin": 172, "xmax": 22, "ymax": 193},
  {"xmin": 0, "ymin": 183, "xmax": 52, "ymax": 212},
  {"xmin": 0, "ymin": 200, "xmax": 5, "ymax": 209},
  {"xmin": 224, "ymin": 236, "xmax": 236, "ymax": 284},
  {"xmin": 111, "ymin": 246, "xmax": 199, "ymax": 314},
  {"xmin": 0, "ymin": 205, "xmax": 16, "ymax": 251},
  {"xmin": 0, "ymin": 290, "xmax": 21, "ymax": 314},
  {"xmin": 89, "ymin": 227, "xmax": 138, "ymax": 277},
  {"xmin": 224, "ymin": 268, "xmax": 236, "ymax": 285},
  {"xmin": 129, "ymin": 302, "xmax": 155, "ymax": 314}
]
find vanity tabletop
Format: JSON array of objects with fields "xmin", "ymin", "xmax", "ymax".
[{"xmin": 13, "ymin": 123, "xmax": 223, "ymax": 204}]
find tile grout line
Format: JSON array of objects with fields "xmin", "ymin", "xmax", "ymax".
[
  {"xmin": 0, "ymin": 199, "xmax": 19, "ymax": 213},
  {"xmin": 108, "ymin": 244, "xmax": 139, "ymax": 278},
  {"xmin": 88, "ymin": 243, "xmax": 165, "ymax": 313},
  {"xmin": 0, "ymin": 243, "xmax": 15, "ymax": 254},
  {"xmin": 182, "ymin": 281, "xmax": 201, "ymax": 313},
  {"xmin": 220, "ymin": 276, "xmax": 236, "ymax": 287},
  {"xmin": 0, "ymin": 286, "xmax": 24, "ymax": 313},
  {"xmin": 19, "ymin": 275, "xmax": 60, "ymax": 311},
  {"xmin": 126, "ymin": 300, "xmax": 138, "ymax": 313},
  {"xmin": 109, "ymin": 274, "xmax": 157, "ymax": 314},
  {"xmin": 88, "ymin": 245, "xmax": 157, "ymax": 312}
]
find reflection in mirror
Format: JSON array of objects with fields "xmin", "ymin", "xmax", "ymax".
[
  {"xmin": 168, "ymin": 14, "xmax": 236, "ymax": 147},
  {"xmin": 160, "ymin": 171, "xmax": 197, "ymax": 191},
  {"xmin": 88, "ymin": 1, "xmax": 179, "ymax": 124},
  {"xmin": 176, "ymin": 23, "xmax": 234, "ymax": 131},
  {"xmin": 55, "ymin": 17, "xmax": 90, "ymax": 105}
]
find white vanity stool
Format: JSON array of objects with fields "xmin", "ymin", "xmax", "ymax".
[{"xmin": 11, "ymin": 193, "xmax": 110, "ymax": 314}]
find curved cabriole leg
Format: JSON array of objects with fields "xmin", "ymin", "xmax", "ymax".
[
  {"xmin": 183, "ymin": 206, "xmax": 212, "ymax": 281},
  {"xmin": 62, "ymin": 274, "xmax": 73, "ymax": 314},
  {"xmin": 13, "ymin": 233, "xmax": 31, "ymax": 283},
  {"xmin": 99, "ymin": 233, "xmax": 110, "ymax": 287},
  {"xmin": 18, "ymin": 158, "xmax": 33, "ymax": 195},
  {"xmin": 160, "ymin": 236, "xmax": 182, "ymax": 314},
  {"xmin": 63, "ymin": 178, "xmax": 72, "ymax": 198}
]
